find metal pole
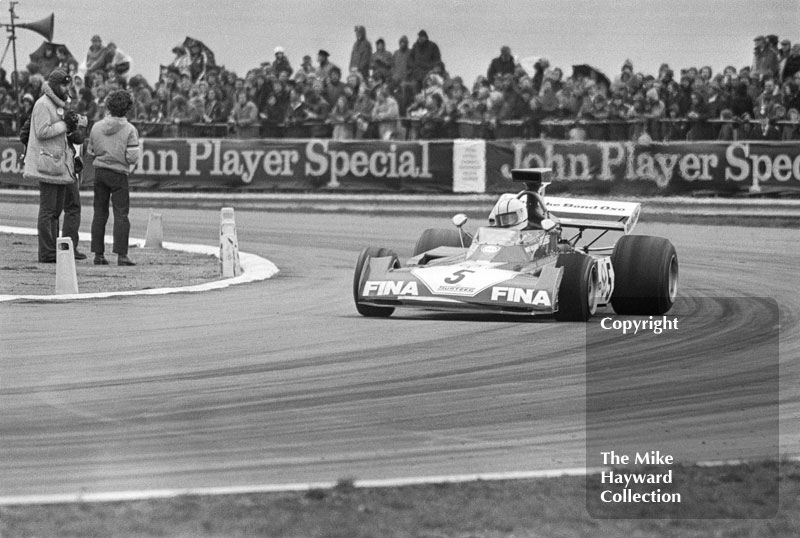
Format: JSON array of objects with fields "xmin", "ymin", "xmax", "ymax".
[
  {"xmin": 0, "ymin": 33, "xmax": 12, "ymax": 66},
  {"xmin": 9, "ymin": 1, "xmax": 20, "ymax": 131}
]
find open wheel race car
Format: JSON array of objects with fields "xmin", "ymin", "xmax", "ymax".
[{"xmin": 353, "ymin": 168, "xmax": 678, "ymax": 321}]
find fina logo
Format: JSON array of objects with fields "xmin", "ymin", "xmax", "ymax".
[
  {"xmin": 364, "ymin": 281, "xmax": 419, "ymax": 296},
  {"xmin": 491, "ymin": 286, "xmax": 551, "ymax": 306}
]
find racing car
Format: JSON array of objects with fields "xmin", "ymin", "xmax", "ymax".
[{"xmin": 353, "ymin": 168, "xmax": 678, "ymax": 321}]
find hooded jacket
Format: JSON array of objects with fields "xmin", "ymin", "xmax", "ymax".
[
  {"xmin": 22, "ymin": 82, "xmax": 76, "ymax": 184},
  {"xmin": 349, "ymin": 26, "xmax": 372, "ymax": 80},
  {"xmin": 87, "ymin": 114, "xmax": 139, "ymax": 175}
]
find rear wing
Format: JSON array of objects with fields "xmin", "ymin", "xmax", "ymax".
[
  {"xmin": 545, "ymin": 197, "xmax": 641, "ymax": 234},
  {"xmin": 509, "ymin": 168, "xmax": 641, "ymax": 233}
]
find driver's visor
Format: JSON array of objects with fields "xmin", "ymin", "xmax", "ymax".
[{"xmin": 495, "ymin": 211, "xmax": 520, "ymax": 227}]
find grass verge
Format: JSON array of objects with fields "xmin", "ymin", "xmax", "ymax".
[{"xmin": 0, "ymin": 461, "xmax": 797, "ymax": 538}]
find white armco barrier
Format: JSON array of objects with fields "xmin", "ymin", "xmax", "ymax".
[
  {"xmin": 219, "ymin": 207, "xmax": 242, "ymax": 277},
  {"xmin": 55, "ymin": 237, "xmax": 79, "ymax": 294},
  {"xmin": 143, "ymin": 210, "xmax": 164, "ymax": 248}
]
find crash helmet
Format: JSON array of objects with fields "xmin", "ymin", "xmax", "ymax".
[{"xmin": 490, "ymin": 196, "xmax": 528, "ymax": 230}]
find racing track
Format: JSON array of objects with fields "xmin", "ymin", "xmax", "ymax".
[{"xmin": 1, "ymin": 202, "xmax": 798, "ymax": 499}]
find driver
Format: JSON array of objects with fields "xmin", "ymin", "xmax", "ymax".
[{"xmin": 488, "ymin": 192, "xmax": 547, "ymax": 230}]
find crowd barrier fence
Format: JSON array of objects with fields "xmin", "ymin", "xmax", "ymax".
[{"xmin": 126, "ymin": 117, "xmax": 800, "ymax": 143}]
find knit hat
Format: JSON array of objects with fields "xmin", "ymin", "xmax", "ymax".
[
  {"xmin": 48, "ymin": 69, "xmax": 70, "ymax": 86},
  {"xmin": 22, "ymin": 93, "xmax": 34, "ymax": 103}
]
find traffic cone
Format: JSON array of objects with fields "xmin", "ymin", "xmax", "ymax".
[
  {"xmin": 55, "ymin": 237, "xmax": 79, "ymax": 295},
  {"xmin": 143, "ymin": 210, "xmax": 164, "ymax": 248},
  {"xmin": 219, "ymin": 207, "xmax": 242, "ymax": 277}
]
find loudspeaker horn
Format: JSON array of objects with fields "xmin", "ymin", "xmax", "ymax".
[{"xmin": 17, "ymin": 13, "xmax": 54, "ymax": 42}]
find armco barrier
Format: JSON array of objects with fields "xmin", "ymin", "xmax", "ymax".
[
  {"xmin": 0, "ymin": 137, "xmax": 798, "ymax": 194},
  {"xmin": 2, "ymin": 189, "xmax": 799, "ymax": 227}
]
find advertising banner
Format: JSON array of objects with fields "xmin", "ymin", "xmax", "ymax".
[
  {"xmin": 485, "ymin": 140, "xmax": 800, "ymax": 193},
  {"xmin": 2, "ymin": 136, "xmax": 798, "ymax": 194},
  {"xmin": 0, "ymin": 138, "xmax": 25, "ymax": 186},
  {"xmin": 90, "ymin": 138, "xmax": 453, "ymax": 191},
  {"xmin": 0, "ymin": 138, "xmax": 453, "ymax": 191}
]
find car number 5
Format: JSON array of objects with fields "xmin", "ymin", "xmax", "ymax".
[{"xmin": 444, "ymin": 269, "xmax": 475, "ymax": 284}]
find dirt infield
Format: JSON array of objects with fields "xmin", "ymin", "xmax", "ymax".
[{"xmin": 0, "ymin": 233, "xmax": 219, "ymax": 296}]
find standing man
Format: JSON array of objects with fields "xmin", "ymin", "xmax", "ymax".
[
  {"xmin": 85, "ymin": 35, "xmax": 104, "ymax": 77},
  {"xmin": 316, "ymin": 49, "xmax": 336, "ymax": 82},
  {"xmin": 391, "ymin": 36, "xmax": 413, "ymax": 115},
  {"xmin": 391, "ymin": 35, "xmax": 411, "ymax": 86},
  {"xmin": 22, "ymin": 69, "xmax": 85, "ymax": 263},
  {"xmin": 272, "ymin": 47, "xmax": 293, "ymax": 79},
  {"xmin": 778, "ymin": 39, "xmax": 792, "ymax": 82},
  {"xmin": 487, "ymin": 46, "xmax": 515, "ymax": 86},
  {"xmin": 349, "ymin": 25, "xmax": 372, "ymax": 81},
  {"xmin": 752, "ymin": 35, "xmax": 779, "ymax": 81},
  {"xmin": 87, "ymin": 90, "xmax": 139, "ymax": 266},
  {"xmin": 85, "ymin": 37, "xmax": 114, "ymax": 80},
  {"xmin": 409, "ymin": 30, "xmax": 441, "ymax": 92},
  {"xmin": 370, "ymin": 38, "xmax": 393, "ymax": 84}
]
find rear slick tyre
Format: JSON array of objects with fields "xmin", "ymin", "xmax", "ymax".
[
  {"xmin": 353, "ymin": 247, "xmax": 398, "ymax": 317},
  {"xmin": 610, "ymin": 235, "xmax": 678, "ymax": 315},
  {"xmin": 554, "ymin": 253, "xmax": 598, "ymax": 321}
]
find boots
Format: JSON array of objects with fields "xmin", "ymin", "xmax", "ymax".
[{"xmin": 94, "ymin": 254, "xmax": 136, "ymax": 266}]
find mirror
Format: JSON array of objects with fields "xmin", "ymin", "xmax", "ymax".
[
  {"xmin": 540, "ymin": 218, "xmax": 556, "ymax": 232},
  {"xmin": 452, "ymin": 213, "xmax": 468, "ymax": 228}
]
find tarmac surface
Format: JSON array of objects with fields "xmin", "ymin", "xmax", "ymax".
[{"xmin": 1, "ymin": 199, "xmax": 798, "ymax": 503}]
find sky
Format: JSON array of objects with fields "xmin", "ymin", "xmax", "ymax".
[{"xmin": 2, "ymin": 0, "xmax": 797, "ymax": 84}]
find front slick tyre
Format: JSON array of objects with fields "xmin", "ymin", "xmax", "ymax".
[
  {"xmin": 413, "ymin": 228, "xmax": 465, "ymax": 257},
  {"xmin": 554, "ymin": 253, "xmax": 598, "ymax": 321},
  {"xmin": 610, "ymin": 235, "xmax": 678, "ymax": 315},
  {"xmin": 353, "ymin": 247, "xmax": 398, "ymax": 317}
]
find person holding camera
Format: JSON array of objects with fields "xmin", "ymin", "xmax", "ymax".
[
  {"xmin": 87, "ymin": 90, "xmax": 140, "ymax": 266},
  {"xmin": 22, "ymin": 69, "xmax": 87, "ymax": 263}
]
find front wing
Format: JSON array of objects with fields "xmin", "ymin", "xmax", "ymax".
[{"xmin": 356, "ymin": 257, "xmax": 564, "ymax": 315}]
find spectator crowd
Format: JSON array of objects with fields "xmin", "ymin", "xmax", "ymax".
[{"xmin": 3, "ymin": 29, "xmax": 800, "ymax": 142}]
